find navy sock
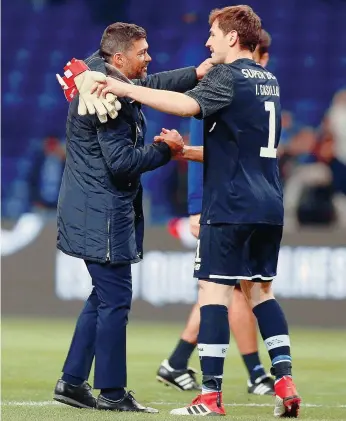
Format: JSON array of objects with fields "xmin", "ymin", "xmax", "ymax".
[
  {"xmin": 253, "ymin": 299, "xmax": 292, "ymax": 379},
  {"xmin": 198, "ymin": 305, "xmax": 230, "ymax": 393},
  {"xmin": 242, "ymin": 352, "xmax": 266, "ymax": 383},
  {"xmin": 168, "ymin": 339, "xmax": 196, "ymax": 370},
  {"xmin": 101, "ymin": 388, "xmax": 126, "ymax": 401},
  {"xmin": 62, "ymin": 373, "xmax": 84, "ymax": 386}
]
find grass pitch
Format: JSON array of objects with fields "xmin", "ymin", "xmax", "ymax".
[{"xmin": 2, "ymin": 318, "xmax": 346, "ymax": 420}]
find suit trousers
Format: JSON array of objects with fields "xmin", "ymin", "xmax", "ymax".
[{"xmin": 62, "ymin": 261, "xmax": 132, "ymax": 389}]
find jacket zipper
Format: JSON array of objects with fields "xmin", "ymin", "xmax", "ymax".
[
  {"xmin": 134, "ymin": 123, "xmax": 140, "ymax": 148},
  {"xmin": 106, "ymin": 217, "xmax": 110, "ymax": 261}
]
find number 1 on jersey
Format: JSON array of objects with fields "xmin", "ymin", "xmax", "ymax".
[{"xmin": 260, "ymin": 101, "xmax": 277, "ymax": 158}]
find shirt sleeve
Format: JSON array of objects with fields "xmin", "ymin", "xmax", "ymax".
[{"xmin": 185, "ymin": 64, "xmax": 234, "ymax": 119}]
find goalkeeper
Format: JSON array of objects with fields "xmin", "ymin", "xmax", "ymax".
[{"xmin": 53, "ymin": 22, "xmax": 212, "ymax": 413}]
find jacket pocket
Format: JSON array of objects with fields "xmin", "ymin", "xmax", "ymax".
[
  {"xmin": 84, "ymin": 200, "xmax": 110, "ymax": 261},
  {"xmin": 109, "ymin": 203, "xmax": 137, "ymax": 262}
]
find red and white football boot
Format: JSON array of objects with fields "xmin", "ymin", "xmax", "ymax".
[
  {"xmin": 170, "ymin": 391, "xmax": 226, "ymax": 416},
  {"xmin": 274, "ymin": 376, "xmax": 301, "ymax": 418}
]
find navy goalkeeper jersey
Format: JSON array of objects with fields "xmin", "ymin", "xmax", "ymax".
[{"xmin": 186, "ymin": 58, "xmax": 283, "ymax": 225}]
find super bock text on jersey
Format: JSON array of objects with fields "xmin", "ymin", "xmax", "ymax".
[{"xmin": 185, "ymin": 59, "xmax": 284, "ymax": 284}]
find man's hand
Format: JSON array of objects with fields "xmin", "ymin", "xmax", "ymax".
[
  {"xmin": 189, "ymin": 214, "xmax": 201, "ymax": 238},
  {"xmin": 56, "ymin": 59, "xmax": 121, "ymax": 123},
  {"xmin": 154, "ymin": 128, "xmax": 184, "ymax": 157},
  {"xmin": 195, "ymin": 58, "xmax": 214, "ymax": 80},
  {"xmin": 91, "ymin": 77, "xmax": 132, "ymax": 98}
]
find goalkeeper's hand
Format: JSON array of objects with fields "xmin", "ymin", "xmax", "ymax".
[{"xmin": 56, "ymin": 59, "xmax": 121, "ymax": 123}]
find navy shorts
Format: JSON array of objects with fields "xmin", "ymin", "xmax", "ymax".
[{"xmin": 193, "ymin": 223, "xmax": 283, "ymax": 286}]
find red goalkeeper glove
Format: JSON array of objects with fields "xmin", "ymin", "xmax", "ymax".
[{"xmin": 56, "ymin": 59, "xmax": 121, "ymax": 123}]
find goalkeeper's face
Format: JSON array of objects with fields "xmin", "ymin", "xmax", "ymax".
[
  {"xmin": 122, "ymin": 38, "xmax": 152, "ymax": 79},
  {"xmin": 206, "ymin": 20, "xmax": 230, "ymax": 64}
]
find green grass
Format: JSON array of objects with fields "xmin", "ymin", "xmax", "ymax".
[{"xmin": 2, "ymin": 318, "xmax": 346, "ymax": 420}]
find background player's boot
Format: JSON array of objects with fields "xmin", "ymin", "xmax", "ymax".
[
  {"xmin": 170, "ymin": 391, "xmax": 226, "ymax": 416},
  {"xmin": 97, "ymin": 391, "xmax": 158, "ymax": 413},
  {"xmin": 247, "ymin": 374, "xmax": 275, "ymax": 395},
  {"xmin": 156, "ymin": 359, "xmax": 201, "ymax": 391},
  {"xmin": 53, "ymin": 379, "xmax": 96, "ymax": 408},
  {"xmin": 274, "ymin": 376, "xmax": 301, "ymax": 418}
]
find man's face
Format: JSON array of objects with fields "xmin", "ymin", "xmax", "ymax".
[
  {"xmin": 253, "ymin": 46, "xmax": 269, "ymax": 67},
  {"xmin": 122, "ymin": 38, "xmax": 152, "ymax": 79},
  {"xmin": 205, "ymin": 20, "xmax": 232, "ymax": 64}
]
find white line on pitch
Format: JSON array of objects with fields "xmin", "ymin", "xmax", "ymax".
[
  {"xmin": 149, "ymin": 402, "xmax": 346, "ymax": 408},
  {"xmin": 1, "ymin": 401, "xmax": 346, "ymax": 408},
  {"xmin": 2, "ymin": 401, "xmax": 60, "ymax": 406}
]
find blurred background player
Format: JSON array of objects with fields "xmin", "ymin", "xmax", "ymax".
[{"xmin": 156, "ymin": 30, "xmax": 275, "ymax": 396}]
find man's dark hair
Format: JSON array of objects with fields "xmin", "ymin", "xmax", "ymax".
[
  {"xmin": 100, "ymin": 22, "xmax": 147, "ymax": 62},
  {"xmin": 258, "ymin": 29, "xmax": 271, "ymax": 56}
]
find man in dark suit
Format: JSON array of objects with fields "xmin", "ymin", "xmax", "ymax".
[{"xmin": 53, "ymin": 22, "xmax": 211, "ymax": 413}]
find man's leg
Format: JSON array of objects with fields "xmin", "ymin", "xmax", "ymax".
[
  {"xmin": 85, "ymin": 262, "xmax": 132, "ymax": 400},
  {"xmin": 172, "ymin": 223, "xmax": 256, "ymax": 416},
  {"xmin": 229, "ymin": 285, "xmax": 274, "ymax": 395},
  {"xmin": 62, "ymin": 288, "xmax": 98, "ymax": 383},
  {"xmin": 198, "ymin": 280, "xmax": 233, "ymax": 397},
  {"xmin": 158, "ymin": 285, "xmax": 273, "ymax": 394},
  {"xmin": 180, "ymin": 302, "xmax": 200, "ymax": 343},
  {"xmin": 157, "ymin": 213, "xmax": 203, "ymax": 391},
  {"xmin": 170, "ymin": 303, "xmax": 199, "ymax": 368},
  {"xmin": 75, "ymin": 261, "xmax": 157, "ymax": 413},
  {"xmin": 157, "ymin": 303, "xmax": 200, "ymax": 391},
  {"xmin": 54, "ymin": 286, "xmax": 99, "ymax": 408},
  {"xmin": 241, "ymin": 280, "xmax": 301, "ymax": 417},
  {"xmin": 171, "ymin": 280, "xmax": 232, "ymax": 416},
  {"xmin": 229, "ymin": 286, "xmax": 257, "ymax": 355},
  {"xmin": 239, "ymin": 224, "xmax": 300, "ymax": 417}
]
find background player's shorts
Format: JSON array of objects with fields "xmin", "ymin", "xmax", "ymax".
[{"xmin": 194, "ymin": 223, "xmax": 283, "ymax": 286}]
